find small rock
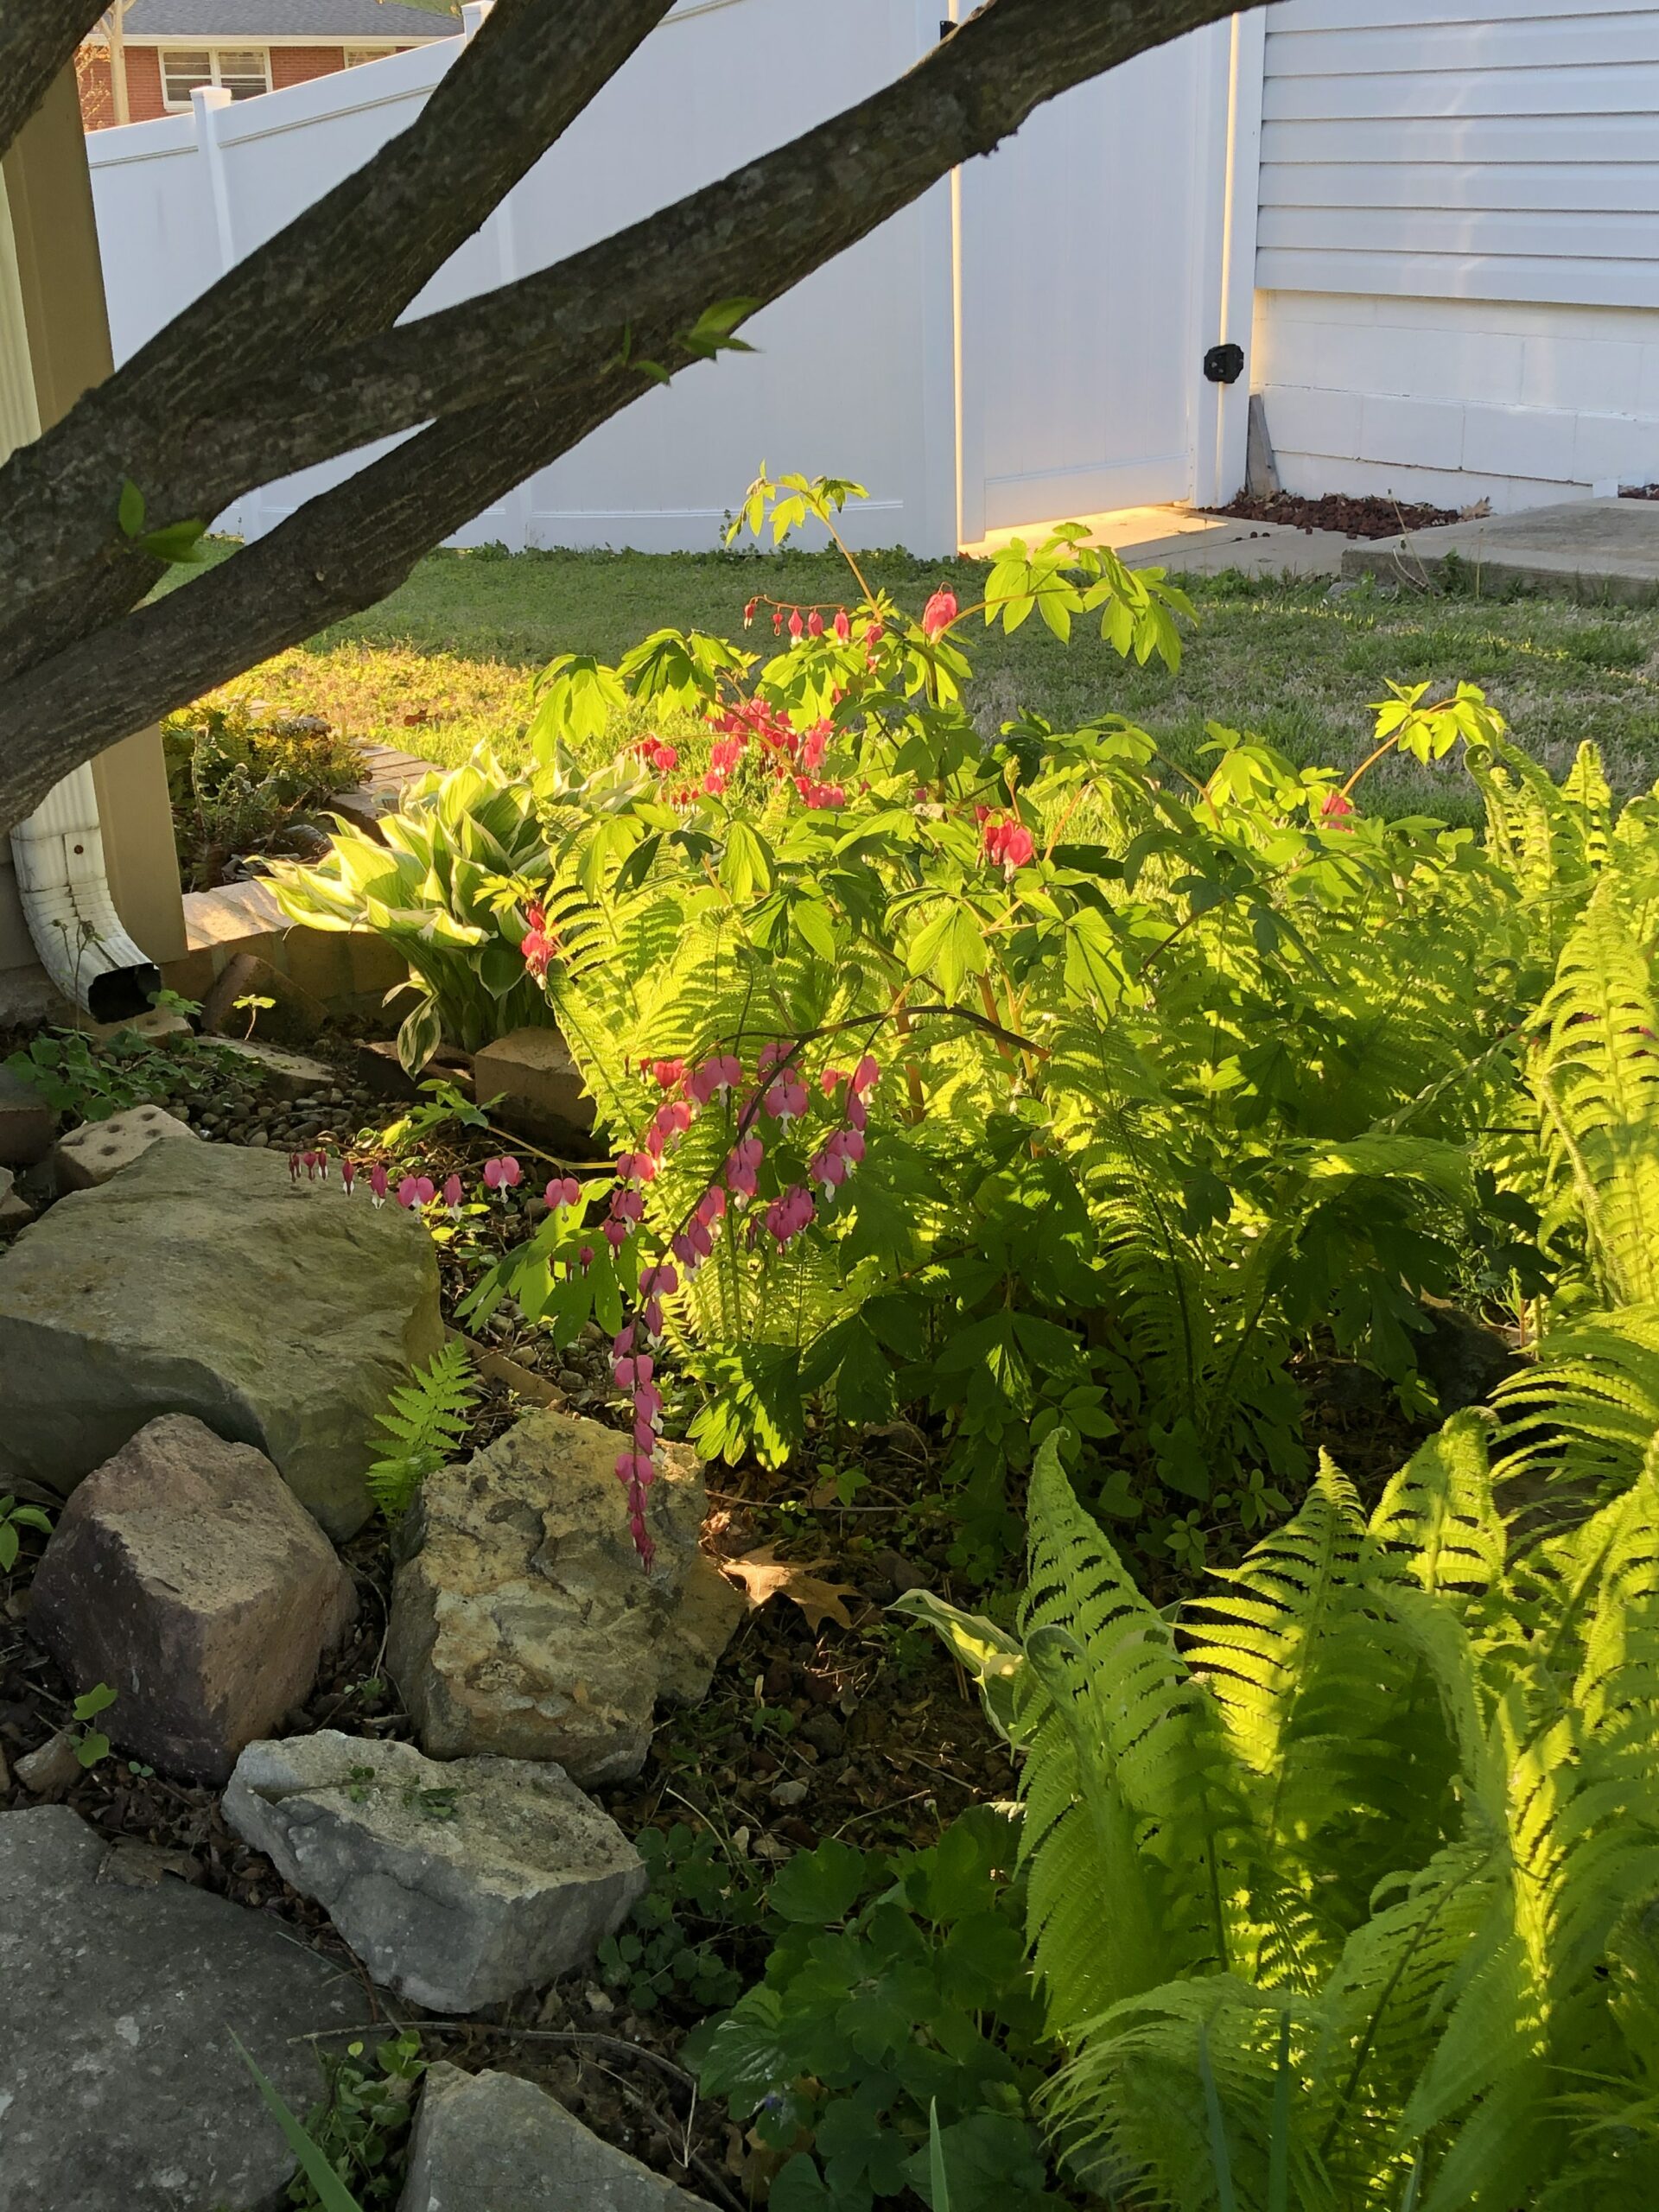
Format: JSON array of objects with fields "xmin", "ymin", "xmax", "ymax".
[
  {"xmin": 397, "ymin": 2064, "xmax": 714, "ymax": 2212},
  {"xmin": 0, "ymin": 1166, "xmax": 33, "ymax": 1238},
  {"xmin": 800, "ymin": 1710, "xmax": 845, "ymax": 1757},
  {"xmin": 224, "ymin": 1731, "xmax": 645, "ymax": 2012},
  {"xmin": 29, "ymin": 1416, "xmax": 355, "ymax": 1784},
  {"xmin": 52, "ymin": 1103, "xmax": 197, "ymax": 1192},
  {"xmin": 0, "ymin": 1804, "xmax": 371, "ymax": 2211},
  {"xmin": 387, "ymin": 1412, "xmax": 741, "ymax": 1784},
  {"xmin": 206, "ymin": 1038, "xmax": 337, "ymax": 1101},
  {"xmin": 0, "ymin": 1065, "xmax": 54, "ymax": 1167},
  {"xmin": 769, "ymin": 1778, "xmax": 809, "ymax": 1807},
  {"xmin": 15, "ymin": 1731, "xmax": 81, "ymax": 1799},
  {"xmin": 471, "ymin": 1027, "xmax": 594, "ymax": 1146},
  {"xmin": 874, "ymin": 1546, "xmax": 932, "ymax": 1595}
]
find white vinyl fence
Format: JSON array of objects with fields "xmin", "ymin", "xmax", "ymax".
[{"xmin": 88, "ymin": 0, "xmax": 1256, "ymax": 555}]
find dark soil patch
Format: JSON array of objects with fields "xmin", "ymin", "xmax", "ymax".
[{"xmin": 1205, "ymin": 490, "xmax": 1463, "ymax": 538}]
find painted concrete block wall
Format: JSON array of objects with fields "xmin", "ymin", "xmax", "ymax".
[{"xmin": 1254, "ymin": 290, "xmax": 1659, "ymax": 512}]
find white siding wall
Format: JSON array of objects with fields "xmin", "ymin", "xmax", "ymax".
[{"xmin": 1254, "ymin": 0, "xmax": 1659, "ymax": 510}]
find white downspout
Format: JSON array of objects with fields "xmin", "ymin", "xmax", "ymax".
[{"xmin": 1, "ymin": 156, "xmax": 158, "ymax": 1020}]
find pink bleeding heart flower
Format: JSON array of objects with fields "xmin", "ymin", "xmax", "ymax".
[
  {"xmin": 603, "ymin": 1218, "xmax": 631, "ymax": 1250},
  {"xmin": 787, "ymin": 609, "xmax": 804, "ymax": 641},
  {"xmin": 368, "ymin": 1163, "xmax": 389, "ymax": 1207},
  {"xmin": 397, "ymin": 1175, "xmax": 435, "ymax": 1210},
  {"xmin": 696, "ymin": 1186, "xmax": 727, "ymax": 1228},
  {"xmin": 578, "ymin": 1245, "xmax": 594, "ymax": 1271},
  {"xmin": 850, "ymin": 1055, "xmax": 880, "ymax": 1096},
  {"xmin": 833, "ymin": 608, "xmax": 851, "ymax": 643},
  {"xmin": 340, "ymin": 1159, "xmax": 357, "ymax": 1198},
  {"xmin": 442, "ymin": 1173, "xmax": 464, "ymax": 1217},
  {"xmin": 807, "ymin": 608, "xmax": 824, "ymax": 639},
  {"xmin": 1321, "ymin": 789, "xmax": 1356, "ymax": 831},
  {"xmin": 483, "ymin": 1155, "xmax": 523, "ymax": 1197},
  {"xmin": 921, "ymin": 588, "xmax": 957, "ymax": 640},
  {"xmin": 762, "ymin": 1077, "xmax": 809, "ymax": 1123},
  {"xmin": 544, "ymin": 1176, "xmax": 582, "ymax": 1211},
  {"xmin": 764, "ymin": 1185, "xmax": 817, "ymax": 1246}
]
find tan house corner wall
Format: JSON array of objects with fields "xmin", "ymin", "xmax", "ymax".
[{"xmin": 1, "ymin": 66, "xmax": 186, "ymax": 982}]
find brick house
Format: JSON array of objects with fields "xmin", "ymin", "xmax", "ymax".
[{"xmin": 77, "ymin": 1, "xmax": 452, "ymax": 131}]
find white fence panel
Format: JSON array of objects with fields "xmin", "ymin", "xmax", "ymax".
[{"xmin": 88, "ymin": 3, "xmax": 952, "ymax": 555}]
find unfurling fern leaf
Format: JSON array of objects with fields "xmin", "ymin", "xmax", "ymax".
[{"xmin": 365, "ymin": 1340, "xmax": 478, "ymax": 1518}]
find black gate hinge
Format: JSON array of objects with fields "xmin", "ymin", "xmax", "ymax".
[{"xmin": 1204, "ymin": 342, "xmax": 1245, "ymax": 385}]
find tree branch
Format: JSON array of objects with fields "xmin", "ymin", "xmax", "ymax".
[
  {"xmin": 0, "ymin": 0, "xmax": 1241, "ymax": 826},
  {"xmin": 0, "ymin": 0, "xmax": 107, "ymax": 167},
  {"xmin": 0, "ymin": 0, "xmax": 677, "ymax": 662}
]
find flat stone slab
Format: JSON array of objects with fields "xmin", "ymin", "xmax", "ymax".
[
  {"xmin": 1341, "ymin": 495, "xmax": 1659, "ymax": 601},
  {"xmin": 398, "ymin": 2063, "xmax": 712, "ymax": 2212},
  {"xmin": 0, "ymin": 1804, "xmax": 372, "ymax": 2212},
  {"xmin": 0, "ymin": 1139, "xmax": 443, "ymax": 1537},
  {"xmin": 387, "ymin": 1411, "xmax": 742, "ymax": 1784},
  {"xmin": 224, "ymin": 1731, "xmax": 645, "ymax": 2012},
  {"xmin": 29, "ymin": 1415, "xmax": 355, "ymax": 1783}
]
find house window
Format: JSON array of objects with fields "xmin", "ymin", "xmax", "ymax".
[
  {"xmin": 343, "ymin": 48, "xmax": 386, "ymax": 68},
  {"xmin": 161, "ymin": 48, "xmax": 270, "ymax": 107}
]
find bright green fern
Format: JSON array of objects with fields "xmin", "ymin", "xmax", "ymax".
[{"xmin": 365, "ymin": 1340, "xmax": 479, "ymax": 1518}]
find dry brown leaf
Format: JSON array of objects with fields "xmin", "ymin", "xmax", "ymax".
[{"xmin": 722, "ymin": 1545, "xmax": 858, "ymax": 1631}]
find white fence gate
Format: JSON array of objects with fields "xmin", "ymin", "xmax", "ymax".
[{"xmin": 87, "ymin": 0, "xmax": 1259, "ymax": 556}]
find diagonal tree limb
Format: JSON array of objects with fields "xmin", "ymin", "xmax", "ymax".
[
  {"xmin": 0, "ymin": 0, "xmax": 109, "ymax": 167},
  {"xmin": 0, "ymin": 0, "xmax": 677, "ymax": 664},
  {"xmin": 0, "ymin": 0, "xmax": 1233, "ymax": 685}
]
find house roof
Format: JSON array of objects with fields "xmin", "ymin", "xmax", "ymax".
[{"xmin": 114, "ymin": 0, "xmax": 454, "ymax": 37}]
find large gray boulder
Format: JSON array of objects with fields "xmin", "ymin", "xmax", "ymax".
[
  {"xmin": 386, "ymin": 1411, "xmax": 743, "ymax": 1784},
  {"xmin": 0, "ymin": 1804, "xmax": 372, "ymax": 2212},
  {"xmin": 224, "ymin": 1730, "xmax": 646, "ymax": 2012},
  {"xmin": 398, "ymin": 2063, "xmax": 713, "ymax": 2212},
  {"xmin": 29, "ymin": 1415, "xmax": 356, "ymax": 1783},
  {"xmin": 0, "ymin": 1140, "xmax": 442, "ymax": 1536}
]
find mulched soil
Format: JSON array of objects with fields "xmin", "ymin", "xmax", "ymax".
[
  {"xmin": 0, "ymin": 1022, "xmax": 1436, "ymax": 2205},
  {"xmin": 1203, "ymin": 490, "xmax": 1463, "ymax": 538}
]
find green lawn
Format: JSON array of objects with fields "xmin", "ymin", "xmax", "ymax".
[{"xmin": 177, "ymin": 540, "xmax": 1659, "ymax": 819}]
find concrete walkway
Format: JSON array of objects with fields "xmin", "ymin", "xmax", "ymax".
[
  {"xmin": 963, "ymin": 505, "xmax": 1351, "ymax": 579},
  {"xmin": 1341, "ymin": 497, "xmax": 1659, "ymax": 603}
]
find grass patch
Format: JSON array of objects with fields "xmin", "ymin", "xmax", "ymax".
[{"xmin": 177, "ymin": 540, "xmax": 1659, "ymax": 819}]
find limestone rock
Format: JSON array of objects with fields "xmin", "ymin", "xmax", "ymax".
[
  {"xmin": 0, "ymin": 1166, "xmax": 33, "ymax": 1237},
  {"xmin": 387, "ymin": 1411, "xmax": 739, "ymax": 1783},
  {"xmin": 15, "ymin": 1730, "xmax": 81, "ymax": 1798},
  {"xmin": 471, "ymin": 1027, "xmax": 594, "ymax": 1144},
  {"xmin": 0, "ymin": 1804, "xmax": 372, "ymax": 2212},
  {"xmin": 209, "ymin": 1038, "xmax": 338, "ymax": 1100},
  {"xmin": 398, "ymin": 2063, "xmax": 713, "ymax": 2212},
  {"xmin": 29, "ymin": 1415, "xmax": 356, "ymax": 1784},
  {"xmin": 0, "ymin": 1063, "xmax": 53, "ymax": 1167},
  {"xmin": 224, "ymin": 1730, "xmax": 645, "ymax": 2012},
  {"xmin": 53, "ymin": 1102, "xmax": 198, "ymax": 1191},
  {"xmin": 0, "ymin": 1140, "xmax": 443, "ymax": 1537}
]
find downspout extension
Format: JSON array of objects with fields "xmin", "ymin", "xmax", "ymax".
[{"xmin": 10, "ymin": 766, "xmax": 160, "ymax": 1020}]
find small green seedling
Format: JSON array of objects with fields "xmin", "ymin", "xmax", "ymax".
[
  {"xmin": 0, "ymin": 1495, "xmax": 53, "ymax": 1574},
  {"xmin": 72, "ymin": 1683, "xmax": 118, "ymax": 1768}
]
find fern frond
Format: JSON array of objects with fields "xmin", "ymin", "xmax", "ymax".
[
  {"xmin": 1367, "ymin": 1410, "xmax": 1505, "ymax": 1599},
  {"xmin": 1493, "ymin": 1303, "xmax": 1659, "ymax": 1506},
  {"xmin": 1019, "ymin": 1440, "xmax": 1258, "ymax": 2042},
  {"xmin": 1529, "ymin": 880, "xmax": 1659, "ymax": 1307},
  {"xmin": 365, "ymin": 1339, "xmax": 479, "ymax": 1518}
]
